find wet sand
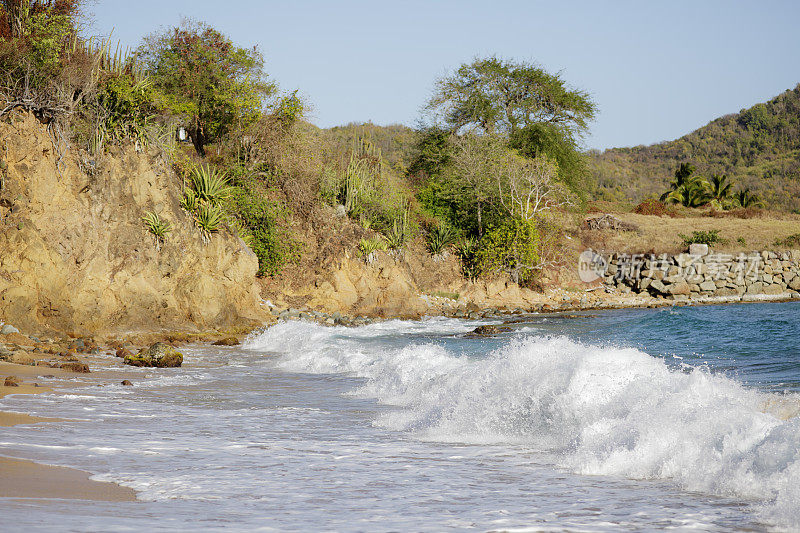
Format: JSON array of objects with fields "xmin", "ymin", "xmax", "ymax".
[
  {"xmin": 0, "ymin": 361, "xmax": 138, "ymax": 502},
  {"xmin": 0, "ymin": 457, "xmax": 136, "ymax": 501}
]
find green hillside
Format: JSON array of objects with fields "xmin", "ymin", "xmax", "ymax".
[{"xmin": 588, "ymin": 84, "xmax": 800, "ymax": 212}]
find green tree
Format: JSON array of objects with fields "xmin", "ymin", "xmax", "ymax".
[
  {"xmin": 707, "ymin": 174, "xmax": 734, "ymax": 209},
  {"xmin": 0, "ymin": 1, "xmax": 80, "ymax": 73},
  {"xmin": 734, "ymin": 188, "xmax": 763, "ymax": 208},
  {"xmin": 443, "ymin": 133, "xmax": 507, "ymax": 236},
  {"xmin": 407, "ymin": 126, "xmax": 452, "ymax": 180},
  {"xmin": 660, "ymin": 163, "xmax": 712, "ymax": 207},
  {"xmin": 137, "ymin": 20, "xmax": 275, "ymax": 156},
  {"xmin": 425, "ymin": 56, "xmax": 596, "ymax": 189},
  {"xmin": 475, "ymin": 218, "xmax": 540, "ymax": 286},
  {"xmin": 508, "ymin": 122, "xmax": 588, "ymax": 193},
  {"xmin": 427, "ymin": 57, "xmax": 596, "ymax": 136}
]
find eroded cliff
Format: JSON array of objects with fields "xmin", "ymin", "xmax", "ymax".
[{"xmin": 0, "ymin": 112, "xmax": 268, "ymax": 335}]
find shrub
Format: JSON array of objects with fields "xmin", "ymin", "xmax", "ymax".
[
  {"xmin": 679, "ymin": 230, "xmax": 728, "ymax": 247},
  {"xmin": 476, "ymin": 218, "xmax": 540, "ymax": 286},
  {"xmin": 431, "ymin": 291, "xmax": 460, "ymax": 301},
  {"xmin": 633, "ymin": 199, "xmax": 674, "ymax": 216},
  {"xmin": 97, "ymin": 74, "xmax": 157, "ymax": 145},
  {"xmin": 774, "ymin": 233, "xmax": 800, "ymax": 248},
  {"xmin": 226, "ymin": 183, "xmax": 298, "ymax": 276},
  {"xmin": 425, "ymin": 222, "xmax": 456, "ymax": 255},
  {"xmin": 455, "ymin": 237, "xmax": 479, "ymax": 280},
  {"xmin": 737, "ymin": 236, "xmax": 747, "ymax": 246}
]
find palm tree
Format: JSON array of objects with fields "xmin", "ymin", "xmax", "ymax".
[
  {"xmin": 707, "ymin": 174, "xmax": 734, "ymax": 210},
  {"xmin": 660, "ymin": 163, "xmax": 696, "ymax": 202},
  {"xmin": 661, "ymin": 163, "xmax": 712, "ymax": 207},
  {"xmin": 734, "ymin": 188, "xmax": 763, "ymax": 208},
  {"xmin": 666, "ymin": 179, "xmax": 712, "ymax": 208}
]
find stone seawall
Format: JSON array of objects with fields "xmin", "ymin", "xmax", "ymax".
[{"xmin": 596, "ymin": 247, "xmax": 800, "ymax": 302}]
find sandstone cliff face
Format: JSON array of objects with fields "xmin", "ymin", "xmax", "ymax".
[
  {"xmin": 289, "ymin": 247, "xmax": 547, "ymax": 318},
  {"xmin": 0, "ymin": 112, "xmax": 268, "ymax": 335}
]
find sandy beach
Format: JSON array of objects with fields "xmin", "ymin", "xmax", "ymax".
[{"xmin": 0, "ymin": 361, "xmax": 137, "ymax": 502}]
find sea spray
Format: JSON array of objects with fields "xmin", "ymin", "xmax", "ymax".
[{"xmin": 245, "ymin": 320, "xmax": 800, "ymax": 528}]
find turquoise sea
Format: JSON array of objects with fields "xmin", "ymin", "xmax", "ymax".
[{"xmin": 1, "ymin": 301, "xmax": 799, "ymax": 531}]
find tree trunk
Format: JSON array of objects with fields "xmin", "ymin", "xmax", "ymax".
[
  {"xmin": 186, "ymin": 118, "xmax": 206, "ymax": 157},
  {"xmin": 477, "ymin": 201, "xmax": 483, "ymax": 237}
]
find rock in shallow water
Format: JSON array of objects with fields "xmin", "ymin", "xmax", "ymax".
[
  {"xmin": 124, "ymin": 342, "xmax": 183, "ymax": 368},
  {"xmin": 60, "ymin": 362, "xmax": 90, "ymax": 373},
  {"xmin": 212, "ymin": 337, "xmax": 239, "ymax": 346},
  {"xmin": 466, "ymin": 325, "xmax": 512, "ymax": 337}
]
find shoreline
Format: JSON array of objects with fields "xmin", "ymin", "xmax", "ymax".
[
  {"xmin": 266, "ymin": 288, "xmax": 800, "ymax": 327},
  {"xmin": 0, "ymin": 294, "xmax": 797, "ymax": 505},
  {"xmin": 0, "ymin": 362, "xmax": 138, "ymax": 503}
]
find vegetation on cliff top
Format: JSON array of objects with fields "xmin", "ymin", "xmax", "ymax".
[{"xmin": 5, "ymin": 3, "xmax": 792, "ymax": 291}]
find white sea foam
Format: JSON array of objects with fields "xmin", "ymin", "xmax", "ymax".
[{"xmin": 245, "ymin": 320, "xmax": 800, "ymax": 528}]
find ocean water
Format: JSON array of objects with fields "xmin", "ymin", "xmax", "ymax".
[{"xmin": 1, "ymin": 301, "xmax": 799, "ymax": 532}]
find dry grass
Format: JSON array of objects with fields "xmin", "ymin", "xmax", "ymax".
[{"xmin": 582, "ymin": 212, "xmax": 800, "ymax": 254}]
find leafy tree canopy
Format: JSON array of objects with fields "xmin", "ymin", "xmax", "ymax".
[
  {"xmin": 423, "ymin": 57, "xmax": 596, "ymax": 194},
  {"xmin": 426, "ymin": 56, "xmax": 596, "ymax": 138},
  {"xmin": 137, "ymin": 20, "xmax": 275, "ymax": 156}
]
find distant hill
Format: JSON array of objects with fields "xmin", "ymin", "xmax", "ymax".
[{"xmin": 588, "ymin": 85, "xmax": 800, "ymax": 212}]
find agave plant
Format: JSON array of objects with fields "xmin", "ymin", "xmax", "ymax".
[
  {"xmin": 190, "ymin": 166, "xmax": 232, "ymax": 204},
  {"xmin": 142, "ymin": 211, "xmax": 171, "ymax": 248},
  {"xmin": 357, "ymin": 237, "xmax": 387, "ymax": 263},
  {"xmin": 426, "ymin": 222, "xmax": 456, "ymax": 256},
  {"xmin": 180, "ymin": 188, "xmax": 199, "ymax": 213},
  {"xmin": 195, "ymin": 202, "xmax": 225, "ymax": 240},
  {"xmin": 383, "ymin": 210, "xmax": 411, "ymax": 252}
]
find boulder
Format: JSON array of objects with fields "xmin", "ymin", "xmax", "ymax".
[
  {"xmin": 124, "ymin": 342, "xmax": 183, "ymax": 368},
  {"xmin": 675, "ymin": 254, "xmax": 694, "ymax": 268},
  {"xmin": 715, "ymin": 287, "xmax": 739, "ymax": 297},
  {"xmin": 689, "ymin": 243, "xmax": 709, "ymax": 256},
  {"xmin": 121, "ymin": 380, "xmax": 133, "ymax": 386},
  {"xmin": 466, "ymin": 325, "xmax": 512, "ymax": 337},
  {"xmin": 4, "ymin": 375, "xmax": 20, "ymax": 387},
  {"xmin": 699, "ymin": 281, "xmax": 717, "ymax": 292},
  {"xmin": 0, "ymin": 324, "xmax": 20, "ymax": 335},
  {"xmin": 746, "ymin": 282, "xmax": 764, "ymax": 295},
  {"xmin": 60, "ymin": 362, "xmax": 90, "ymax": 373},
  {"xmin": 649, "ymin": 280, "xmax": 668, "ymax": 294},
  {"xmin": 212, "ymin": 337, "xmax": 240, "ymax": 346},
  {"xmin": 668, "ymin": 281, "xmax": 692, "ymax": 296},
  {"xmin": 764, "ymin": 284, "xmax": 784, "ymax": 296},
  {"xmin": 115, "ymin": 347, "xmax": 132, "ymax": 359}
]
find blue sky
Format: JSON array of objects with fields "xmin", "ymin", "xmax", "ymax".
[{"xmin": 90, "ymin": 0, "xmax": 800, "ymax": 150}]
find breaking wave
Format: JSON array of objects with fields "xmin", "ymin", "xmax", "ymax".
[{"xmin": 245, "ymin": 320, "xmax": 800, "ymax": 528}]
